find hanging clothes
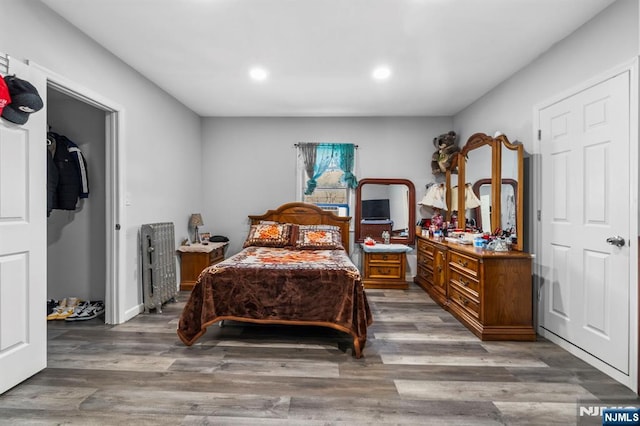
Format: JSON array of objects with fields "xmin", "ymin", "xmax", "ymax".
[
  {"xmin": 48, "ymin": 131, "xmax": 89, "ymax": 211},
  {"xmin": 46, "ymin": 134, "xmax": 58, "ymax": 217}
]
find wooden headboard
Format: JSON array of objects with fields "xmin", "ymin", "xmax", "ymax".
[{"xmin": 248, "ymin": 202, "xmax": 352, "ymax": 253}]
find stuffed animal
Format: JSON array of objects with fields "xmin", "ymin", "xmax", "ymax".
[{"xmin": 431, "ymin": 131, "xmax": 460, "ymax": 174}]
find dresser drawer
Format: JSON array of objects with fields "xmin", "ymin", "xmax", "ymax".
[
  {"xmin": 209, "ymin": 245, "xmax": 225, "ymax": 263},
  {"xmin": 368, "ymin": 252, "xmax": 402, "ymax": 263},
  {"xmin": 417, "ymin": 238, "xmax": 434, "ymax": 256},
  {"xmin": 417, "ymin": 253, "xmax": 433, "ymax": 270},
  {"xmin": 449, "ymin": 268, "xmax": 480, "ymax": 297},
  {"xmin": 368, "ymin": 264, "xmax": 403, "ymax": 279},
  {"xmin": 449, "ymin": 285, "xmax": 480, "ymax": 319},
  {"xmin": 416, "ymin": 265, "xmax": 432, "ymax": 282},
  {"xmin": 449, "ymin": 251, "xmax": 479, "ymax": 276}
]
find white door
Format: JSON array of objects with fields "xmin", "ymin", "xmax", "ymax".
[
  {"xmin": 538, "ymin": 71, "xmax": 630, "ymax": 374},
  {"xmin": 0, "ymin": 58, "xmax": 47, "ymax": 394}
]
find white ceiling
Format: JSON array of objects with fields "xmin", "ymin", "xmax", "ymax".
[{"xmin": 40, "ymin": 0, "xmax": 615, "ymax": 117}]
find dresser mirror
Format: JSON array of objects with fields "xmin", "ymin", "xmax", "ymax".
[
  {"xmin": 444, "ymin": 156, "xmax": 458, "ymax": 223},
  {"xmin": 471, "ymin": 178, "xmax": 517, "ymax": 233},
  {"xmin": 457, "ymin": 132, "xmax": 524, "ymax": 251},
  {"xmin": 355, "ymin": 178, "xmax": 416, "ymax": 245}
]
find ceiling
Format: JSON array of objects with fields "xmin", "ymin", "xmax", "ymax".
[{"xmin": 39, "ymin": 0, "xmax": 615, "ymax": 117}]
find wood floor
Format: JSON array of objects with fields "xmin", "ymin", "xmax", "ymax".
[{"xmin": 0, "ymin": 283, "xmax": 638, "ymax": 425}]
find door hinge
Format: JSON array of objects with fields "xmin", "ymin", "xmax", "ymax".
[
  {"xmin": 115, "ymin": 224, "xmax": 121, "ymax": 231},
  {"xmin": 538, "ymin": 129, "xmax": 541, "ymax": 140},
  {"xmin": 537, "ymin": 210, "xmax": 541, "ymax": 221}
]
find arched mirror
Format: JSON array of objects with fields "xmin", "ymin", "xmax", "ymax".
[
  {"xmin": 499, "ymin": 136, "xmax": 524, "ymax": 251},
  {"xmin": 457, "ymin": 132, "xmax": 524, "ymax": 251},
  {"xmin": 355, "ymin": 178, "xmax": 416, "ymax": 245},
  {"xmin": 471, "ymin": 178, "xmax": 517, "ymax": 233},
  {"xmin": 457, "ymin": 133, "xmax": 496, "ymax": 230}
]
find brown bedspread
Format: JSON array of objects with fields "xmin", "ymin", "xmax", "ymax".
[{"xmin": 177, "ymin": 246, "xmax": 373, "ymax": 357}]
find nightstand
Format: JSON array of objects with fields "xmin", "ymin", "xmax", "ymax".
[
  {"xmin": 177, "ymin": 242, "xmax": 228, "ymax": 291},
  {"xmin": 361, "ymin": 243, "xmax": 412, "ymax": 289}
]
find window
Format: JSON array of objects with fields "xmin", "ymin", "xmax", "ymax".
[
  {"xmin": 296, "ymin": 143, "xmax": 358, "ymax": 215},
  {"xmin": 303, "ymin": 152, "xmax": 347, "ymax": 204}
]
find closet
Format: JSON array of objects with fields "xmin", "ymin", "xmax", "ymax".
[{"xmin": 46, "ymin": 87, "xmax": 106, "ymax": 313}]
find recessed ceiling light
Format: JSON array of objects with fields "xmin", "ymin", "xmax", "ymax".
[
  {"xmin": 372, "ymin": 66, "xmax": 391, "ymax": 80},
  {"xmin": 249, "ymin": 67, "xmax": 268, "ymax": 81}
]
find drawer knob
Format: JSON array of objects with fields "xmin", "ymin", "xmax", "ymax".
[
  {"xmin": 458, "ymin": 259, "xmax": 468, "ymax": 267},
  {"xmin": 461, "ymin": 279, "xmax": 469, "ymax": 287}
]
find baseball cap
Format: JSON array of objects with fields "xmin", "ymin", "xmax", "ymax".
[{"xmin": 1, "ymin": 75, "xmax": 43, "ymax": 125}]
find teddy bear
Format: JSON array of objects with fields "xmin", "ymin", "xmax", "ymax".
[{"xmin": 431, "ymin": 130, "xmax": 460, "ymax": 174}]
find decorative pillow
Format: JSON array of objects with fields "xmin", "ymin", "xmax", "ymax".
[
  {"xmin": 294, "ymin": 224, "xmax": 344, "ymax": 250},
  {"xmin": 243, "ymin": 223, "xmax": 292, "ymax": 248}
]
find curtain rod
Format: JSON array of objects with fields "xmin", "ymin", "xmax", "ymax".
[{"xmin": 294, "ymin": 142, "xmax": 359, "ymax": 148}]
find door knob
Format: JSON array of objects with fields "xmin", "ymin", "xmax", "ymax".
[{"xmin": 606, "ymin": 236, "xmax": 626, "ymax": 247}]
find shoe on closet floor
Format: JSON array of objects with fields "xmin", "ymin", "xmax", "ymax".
[
  {"xmin": 46, "ymin": 298, "xmax": 67, "ymax": 320},
  {"xmin": 63, "ymin": 301, "xmax": 91, "ymax": 321},
  {"xmin": 47, "ymin": 297, "xmax": 80, "ymax": 320},
  {"xmin": 65, "ymin": 301, "xmax": 104, "ymax": 321}
]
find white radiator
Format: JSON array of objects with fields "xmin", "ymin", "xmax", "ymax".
[{"xmin": 140, "ymin": 222, "xmax": 177, "ymax": 313}]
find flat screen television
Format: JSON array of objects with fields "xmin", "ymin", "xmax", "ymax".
[{"xmin": 361, "ymin": 199, "xmax": 390, "ymax": 220}]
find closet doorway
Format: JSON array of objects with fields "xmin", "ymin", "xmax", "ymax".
[
  {"xmin": 41, "ymin": 67, "xmax": 125, "ymax": 325},
  {"xmin": 47, "ymin": 88, "xmax": 107, "ymax": 320}
]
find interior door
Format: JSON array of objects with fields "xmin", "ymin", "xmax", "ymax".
[
  {"xmin": 0, "ymin": 58, "xmax": 47, "ymax": 394},
  {"xmin": 538, "ymin": 71, "xmax": 630, "ymax": 374}
]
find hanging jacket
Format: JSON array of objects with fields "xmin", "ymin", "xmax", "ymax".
[
  {"xmin": 49, "ymin": 132, "xmax": 89, "ymax": 210},
  {"xmin": 46, "ymin": 138, "xmax": 58, "ymax": 217}
]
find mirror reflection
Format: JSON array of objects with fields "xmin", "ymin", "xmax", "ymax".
[
  {"xmin": 355, "ymin": 178, "xmax": 416, "ymax": 245},
  {"xmin": 456, "ymin": 132, "xmax": 525, "ymax": 251},
  {"xmin": 461, "ymin": 143, "xmax": 492, "ymax": 229},
  {"xmin": 471, "ymin": 179, "xmax": 517, "ymax": 233}
]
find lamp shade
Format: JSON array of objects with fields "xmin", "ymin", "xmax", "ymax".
[
  {"xmin": 464, "ymin": 184, "xmax": 482, "ymax": 209},
  {"xmin": 189, "ymin": 213, "xmax": 203, "ymax": 227},
  {"xmin": 419, "ymin": 183, "xmax": 447, "ymax": 210}
]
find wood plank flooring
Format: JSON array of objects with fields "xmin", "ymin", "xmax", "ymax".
[{"xmin": 1, "ymin": 284, "xmax": 638, "ymax": 425}]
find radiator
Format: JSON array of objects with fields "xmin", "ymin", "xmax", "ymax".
[{"xmin": 140, "ymin": 222, "xmax": 177, "ymax": 313}]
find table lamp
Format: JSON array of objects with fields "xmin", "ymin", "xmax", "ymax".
[{"xmin": 189, "ymin": 213, "xmax": 203, "ymax": 244}]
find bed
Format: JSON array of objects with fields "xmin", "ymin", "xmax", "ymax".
[{"xmin": 176, "ymin": 202, "xmax": 373, "ymax": 358}]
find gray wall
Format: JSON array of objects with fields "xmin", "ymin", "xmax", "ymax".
[
  {"xmin": 452, "ymin": 0, "xmax": 639, "ymax": 252},
  {"xmin": 453, "ymin": 0, "xmax": 638, "ymax": 151},
  {"xmin": 1, "ymin": 0, "xmax": 203, "ymax": 317},
  {"xmin": 201, "ymin": 116, "xmax": 453, "ymax": 274}
]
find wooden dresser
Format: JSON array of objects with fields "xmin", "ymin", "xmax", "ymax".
[
  {"xmin": 361, "ymin": 244, "xmax": 411, "ymax": 289},
  {"xmin": 415, "ymin": 234, "xmax": 535, "ymax": 341},
  {"xmin": 177, "ymin": 242, "xmax": 227, "ymax": 291}
]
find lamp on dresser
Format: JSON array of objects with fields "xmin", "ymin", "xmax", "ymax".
[{"xmin": 189, "ymin": 213, "xmax": 203, "ymax": 244}]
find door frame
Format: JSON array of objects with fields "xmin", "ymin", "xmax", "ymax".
[
  {"xmin": 31, "ymin": 61, "xmax": 127, "ymax": 324},
  {"xmin": 532, "ymin": 57, "xmax": 639, "ymax": 391}
]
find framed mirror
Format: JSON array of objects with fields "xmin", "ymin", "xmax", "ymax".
[
  {"xmin": 355, "ymin": 178, "xmax": 416, "ymax": 245},
  {"xmin": 471, "ymin": 178, "xmax": 517, "ymax": 233},
  {"xmin": 457, "ymin": 132, "xmax": 524, "ymax": 251},
  {"xmin": 499, "ymin": 136, "xmax": 524, "ymax": 251},
  {"xmin": 457, "ymin": 133, "xmax": 497, "ymax": 230}
]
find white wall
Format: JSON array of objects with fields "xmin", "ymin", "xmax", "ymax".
[
  {"xmin": 201, "ymin": 116, "xmax": 452, "ymax": 256},
  {"xmin": 1, "ymin": 0, "xmax": 203, "ymax": 317}
]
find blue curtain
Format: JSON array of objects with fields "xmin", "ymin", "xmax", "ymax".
[
  {"xmin": 304, "ymin": 144, "xmax": 334, "ymax": 195},
  {"xmin": 335, "ymin": 143, "xmax": 357, "ymax": 189},
  {"xmin": 300, "ymin": 142, "xmax": 358, "ymax": 195}
]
